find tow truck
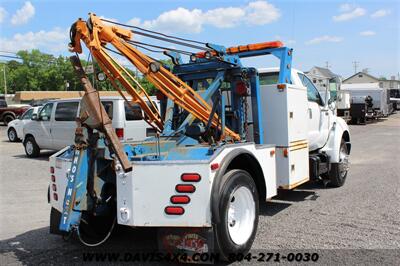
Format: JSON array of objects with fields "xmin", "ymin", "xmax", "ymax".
[{"xmin": 48, "ymin": 14, "xmax": 351, "ymax": 259}]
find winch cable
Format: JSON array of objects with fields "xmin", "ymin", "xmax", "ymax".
[
  {"xmin": 76, "ymin": 217, "xmax": 117, "ymax": 247},
  {"xmin": 100, "ymin": 19, "xmax": 210, "ymax": 51},
  {"xmin": 126, "ymin": 40, "xmax": 193, "ymax": 55},
  {"xmin": 100, "ymin": 18, "xmax": 206, "ymax": 45},
  {"xmin": 100, "ymin": 19, "xmax": 238, "ymax": 67}
]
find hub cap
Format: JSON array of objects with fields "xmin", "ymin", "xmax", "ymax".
[
  {"xmin": 339, "ymin": 144, "xmax": 349, "ymax": 177},
  {"xmin": 227, "ymin": 186, "xmax": 255, "ymax": 245},
  {"xmin": 8, "ymin": 130, "xmax": 16, "ymax": 141},
  {"xmin": 25, "ymin": 141, "xmax": 33, "ymax": 155}
]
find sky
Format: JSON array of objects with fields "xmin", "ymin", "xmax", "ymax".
[{"xmin": 0, "ymin": 0, "xmax": 399, "ymax": 79}]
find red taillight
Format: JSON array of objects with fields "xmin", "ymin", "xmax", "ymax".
[
  {"xmin": 53, "ymin": 193, "xmax": 58, "ymax": 201},
  {"xmin": 165, "ymin": 206, "xmax": 185, "ymax": 215},
  {"xmin": 115, "ymin": 128, "xmax": 124, "ymax": 140},
  {"xmin": 170, "ymin": 195, "xmax": 190, "ymax": 204},
  {"xmin": 50, "ymin": 167, "xmax": 54, "ymax": 174},
  {"xmin": 176, "ymin": 184, "xmax": 196, "ymax": 193},
  {"xmin": 51, "ymin": 175, "xmax": 56, "ymax": 182},
  {"xmin": 210, "ymin": 163, "xmax": 219, "ymax": 171},
  {"xmin": 181, "ymin": 173, "xmax": 201, "ymax": 182},
  {"xmin": 52, "ymin": 184, "xmax": 57, "ymax": 191}
]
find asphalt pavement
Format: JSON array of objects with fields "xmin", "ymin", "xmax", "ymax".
[{"xmin": 0, "ymin": 114, "xmax": 399, "ymax": 265}]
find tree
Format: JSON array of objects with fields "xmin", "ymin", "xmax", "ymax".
[{"xmin": 1, "ymin": 49, "xmax": 174, "ymax": 95}]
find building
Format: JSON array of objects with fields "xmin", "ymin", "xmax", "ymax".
[
  {"xmin": 305, "ymin": 66, "xmax": 341, "ymax": 91},
  {"xmin": 343, "ymin": 71, "xmax": 400, "ymax": 98}
]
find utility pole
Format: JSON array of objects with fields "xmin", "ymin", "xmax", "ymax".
[
  {"xmin": 325, "ymin": 61, "xmax": 331, "ymax": 69},
  {"xmin": 2, "ymin": 66, "xmax": 7, "ymax": 100},
  {"xmin": 352, "ymin": 61, "xmax": 359, "ymax": 74}
]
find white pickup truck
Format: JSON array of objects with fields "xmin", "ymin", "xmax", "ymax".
[{"xmin": 49, "ymin": 67, "xmax": 350, "ymax": 258}]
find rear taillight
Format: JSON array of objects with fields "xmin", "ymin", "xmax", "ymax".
[
  {"xmin": 181, "ymin": 173, "xmax": 201, "ymax": 182},
  {"xmin": 176, "ymin": 184, "xmax": 196, "ymax": 193},
  {"xmin": 115, "ymin": 128, "xmax": 124, "ymax": 140},
  {"xmin": 165, "ymin": 206, "xmax": 185, "ymax": 215},
  {"xmin": 170, "ymin": 195, "xmax": 190, "ymax": 204}
]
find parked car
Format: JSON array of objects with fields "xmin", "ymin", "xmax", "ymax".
[
  {"xmin": 23, "ymin": 96, "xmax": 159, "ymax": 157},
  {"xmin": 7, "ymin": 106, "xmax": 42, "ymax": 142},
  {"xmin": 0, "ymin": 99, "xmax": 30, "ymax": 125}
]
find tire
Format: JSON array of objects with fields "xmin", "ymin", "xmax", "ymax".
[
  {"xmin": 214, "ymin": 169, "xmax": 259, "ymax": 260},
  {"xmin": 24, "ymin": 136, "xmax": 40, "ymax": 158},
  {"xmin": 3, "ymin": 114, "xmax": 14, "ymax": 125},
  {"xmin": 7, "ymin": 127, "xmax": 19, "ymax": 142},
  {"xmin": 328, "ymin": 139, "xmax": 349, "ymax": 187}
]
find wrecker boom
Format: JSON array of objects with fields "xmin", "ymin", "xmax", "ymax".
[{"xmin": 69, "ymin": 14, "xmax": 245, "ymax": 144}]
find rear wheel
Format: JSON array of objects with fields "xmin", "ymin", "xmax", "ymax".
[
  {"xmin": 7, "ymin": 127, "xmax": 19, "ymax": 142},
  {"xmin": 24, "ymin": 136, "xmax": 40, "ymax": 157},
  {"xmin": 328, "ymin": 139, "xmax": 349, "ymax": 187},
  {"xmin": 3, "ymin": 114, "xmax": 14, "ymax": 125},
  {"xmin": 214, "ymin": 169, "xmax": 259, "ymax": 260}
]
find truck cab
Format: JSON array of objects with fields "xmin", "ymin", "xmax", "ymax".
[{"xmin": 259, "ymin": 67, "xmax": 339, "ymax": 152}]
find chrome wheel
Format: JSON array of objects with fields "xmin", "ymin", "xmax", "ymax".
[
  {"xmin": 227, "ymin": 186, "xmax": 256, "ymax": 245},
  {"xmin": 25, "ymin": 141, "xmax": 34, "ymax": 155},
  {"xmin": 339, "ymin": 142, "xmax": 349, "ymax": 178},
  {"xmin": 8, "ymin": 129, "xmax": 17, "ymax": 142}
]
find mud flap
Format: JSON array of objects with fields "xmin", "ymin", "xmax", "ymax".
[
  {"xmin": 59, "ymin": 148, "xmax": 89, "ymax": 232},
  {"xmin": 158, "ymin": 228, "xmax": 218, "ymax": 264}
]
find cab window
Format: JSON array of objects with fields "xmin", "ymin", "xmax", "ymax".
[
  {"xmin": 38, "ymin": 103, "xmax": 54, "ymax": 121},
  {"xmin": 21, "ymin": 109, "xmax": 34, "ymax": 120},
  {"xmin": 298, "ymin": 73, "xmax": 323, "ymax": 105},
  {"xmin": 259, "ymin": 72, "xmax": 279, "ymax": 85}
]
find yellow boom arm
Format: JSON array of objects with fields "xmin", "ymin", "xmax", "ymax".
[{"xmin": 69, "ymin": 13, "xmax": 240, "ymax": 141}]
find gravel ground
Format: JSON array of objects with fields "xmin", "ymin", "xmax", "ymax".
[{"xmin": 0, "ymin": 114, "xmax": 399, "ymax": 265}]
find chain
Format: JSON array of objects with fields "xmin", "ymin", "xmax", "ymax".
[{"xmin": 244, "ymin": 97, "xmax": 249, "ymax": 140}]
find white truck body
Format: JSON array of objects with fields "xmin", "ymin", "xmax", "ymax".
[{"xmin": 50, "ymin": 68, "xmax": 350, "ymax": 228}]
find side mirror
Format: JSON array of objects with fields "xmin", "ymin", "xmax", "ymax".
[{"xmin": 31, "ymin": 114, "xmax": 38, "ymax": 120}]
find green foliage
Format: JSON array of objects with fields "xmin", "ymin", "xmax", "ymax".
[{"xmin": 0, "ymin": 50, "xmax": 174, "ymax": 95}]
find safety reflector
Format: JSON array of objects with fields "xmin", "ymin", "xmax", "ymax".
[
  {"xmin": 53, "ymin": 193, "xmax": 58, "ymax": 201},
  {"xmin": 170, "ymin": 195, "xmax": 191, "ymax": 204},
  {"xmin": 165, "ymin": 206, "xmax": 185, "ymax": 215},
  {"xmin": 181, "ymin": 173, "xmax": 201, "ymax": 182},
  {"xmin": 210, "ymin": 163, "xmax": 219, "ymax": 171},
  {"xmin": 52, "ymin": 184, "xmax": 57, "ymax": 192},
  {"xmin": 176, "ymin": 184, "xmax": 196, "ymax": 193},
  {"xmin": 51, "ymin": 175, "xmax": 56, "ymax": 182},
  {"xmin": 50, "ymin": 167, "xmax": 54, "ymax": 174}
]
